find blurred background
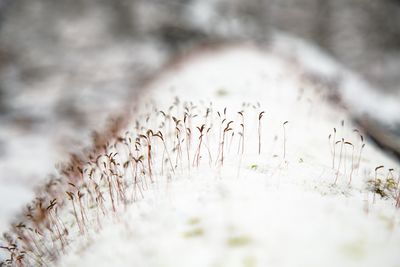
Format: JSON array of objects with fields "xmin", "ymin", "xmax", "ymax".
[{"xmin": 0, "ymin": 0, "xmax": 399, "ymax": 230}]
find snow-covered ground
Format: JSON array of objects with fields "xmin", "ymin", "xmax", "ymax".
[
  {"xmin": 271, "ymin": 33, "xmax": 400, "ymax": 127},
  {"xmin": 1, "ymin": 37, "xmax": 400, "ymax": 266},
  {"xmin": 55, "ymin": 47, "xmax": 399, "ymax": 266},
  {"xmin": 0, "ymin": 41, "xmax": 165, "ymax": 233}
]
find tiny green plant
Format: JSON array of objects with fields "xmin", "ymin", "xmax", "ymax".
[
  {"xmin": 366, "ymin": 167, "xmax": 398, "ymax": 206},
  {"xmin": 373, "ymin": 165, "xmax": 384, "ymax": 203},
  {"xmin": 227, "ymin": 235, "xmax": 252, "ymax": 247}
]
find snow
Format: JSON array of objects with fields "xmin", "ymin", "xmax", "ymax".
[
  {"xmin": 271, "ymin": 32, "xmax": 400, "ymax": 127},
  {"xmin": 61, "ymin": 170, "xmax": 400, "ymax": 267},
  {"xmin": 0, "ymin": 40, "xmax": 166, "ymax": 234},
  {"xmin": 55, "ymin": 47, "xmax": 400, "ymax": 267}
]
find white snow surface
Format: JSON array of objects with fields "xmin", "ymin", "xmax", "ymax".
[
  {"xmin": 1, "ymin": 31, "xmax": 399, "ymax": 237},
  {"xmin": 57, "ymin": 47, "xmax": 400, "ymax": 267},
  {"xmin": 271, "ymin": 33, "xmax": 400, "ymax": 126}
]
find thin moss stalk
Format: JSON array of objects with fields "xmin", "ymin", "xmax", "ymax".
[
  {"xmin": 66, "ymin": 191, "xmax": 84, "ymax": 235},
  {"xmin": 332, "ymin": 128, "xmax": 337, "ymax": 169},
  {"xmin": 344, "ymin": 141, "xmax": 355, "ymax": 185},
  {"xmin": 283, "ymin": 121, "xmax": 289, "ymax": 161},
  {"xmin": 193, "ymin": 124, "xmax": 205, "ymax": 167},
  {"xmin": 334, "ymin": 138, "xmax": 344, "ymax": 185},
  {"xmin": 258, "ymin": 111, "xmax": 265, "ymax": 155}
]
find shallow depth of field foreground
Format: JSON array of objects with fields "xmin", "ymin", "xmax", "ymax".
[{"xmin": 1, "ymin": 46, "xmax": 400, "ymax": 267}]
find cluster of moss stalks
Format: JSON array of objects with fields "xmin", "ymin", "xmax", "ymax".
[{"xmin": 1, "ymin": 98, "xmax": 399, "ymax": 266}]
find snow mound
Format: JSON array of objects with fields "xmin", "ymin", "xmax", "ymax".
[{"xmin": 53, "ymin": 47, "xmax": 400, "ymax": 267}]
